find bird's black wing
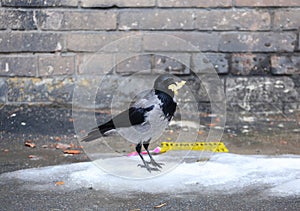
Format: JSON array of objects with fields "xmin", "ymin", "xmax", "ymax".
[
  {"xmin": 81, "ymin": 105, "xmax": 154, "ymax": 142},
  {"xmin": 110, "ymin": 106, "xmax": 155, "ymax": 128}
]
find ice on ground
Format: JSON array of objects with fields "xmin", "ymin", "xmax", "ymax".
[
  {"xmin": 0, "ymin": 153, "xmax": 300, "ymax": 197},
  {"xmin": 269, "ymin": 179, "xmax": 300, "ymax": 197}
]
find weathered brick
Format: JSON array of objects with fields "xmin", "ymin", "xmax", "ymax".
[
  {"xmin": 153, "ymin": 53, "xmax": 191, "ymax": 75},
  {"xmin": 283, "ymin": 103, "xmax": 300, "ymax": 115},
  {"xmin": 119, "ymin": 10, "xmax": 195, "ymax": 30},
  {"xmin": 235, "ymin": 0, "xmax": 300, "ymax": 7},
  {"xmin": 0, "ymin": 10, "xmax": 36, "ymax": 30},
  {"xmin": 208, "ymin": 54, "xmax": 229, "ymax": 74},
  {"xmin": 78, "ymin": 53, "xmax": 115, "ymax": 75},
  {"xmin": 271, "ymin": 55, "xmax": 300, "ymax": 75},
  {"xmin": 177, "ymin": 74, "xmax": 225, "ymax": 103},
  {"xmin": 67, "ymin": 32, "xmax": 142, "ymax": 52},
  {"xmin": 1, "ymin": 0, "xmax": 78, "ymax": 7},
  {"xmin": 226, "ymin": 77, "xmax": 299, "ymax": 105},
  {"xmin": 228, "ymin": 101, "xmax": 300, "ymax": 135},
  {"xmin": 92, "ymin": 74, "xmax": 160, "ymax": 109},
  {"xmin": 0, "ymin": 78, "xmax": 7, "ymax": 104},
  {"xmin": 195, "ymin": 74, "xmax": 226, "ymax": 102},
  {"xmin": 274, "ymin": 9, "xmax": 300, "ymax": 30},
  {"xmin": 0, "ymin": 32, "xmax": 64, "ymax": 53},
  {"xmin": 291, "ymin": 75, "xmax": 300, "ymax": 103},
  {"xmin": 226, "ymin": 102, "xmax": 291, "ymax": 133},
  {"xmin": 38, "ymin": 54, "xmax": 75, "ymax": 76},
  {"xmin": 81, "ymin": 0, "xmax": 155, "ymax": 7},
  {"xmin": 77, "ymin": 75, "xmax": 141, "ymax": 109},
  {"xmin": 73, "ymin": 76, "xmax": 103, "ymax": 109},
  {"xmin": 116, "ymin": 54, "xmax": 151, "ymax": 74},
  {"xmin": 219, "ymin": 32, "xmax": 296, "ymax": 52},
  {"xmin": 143, "ymin": 32, "xmax": 220, "ymax": 52},
  {"xmin": 157, "ymin": 0, "xmax": 231, "ymax": 8},
  {"xmin": 231, "ymin": 54, "xmax": 270, "ymax": 75},
  {"xmin": 0, "ymin": 56, "xmax": 37, "ymax": 76},
  {"xmin": 7, "ymin": 77, "xmax": 74, "ymax": 104},
  {"xmin": 39, "ymin": 10, "xmax": 117, "ymax": 30},
  {"xmin": 291, "ymin": 75, "xmax": 300, "ymax": 88},
  {"xmin": 90, "ymin": 74, "xmax": 223, "ymax": 109},
  {"xmin": 192, "ymin": 53, "xmax": 228, "ymax": 74},
  {"xmin": 195, "ymin": 10, "xmax": 270, "ymax": 31},
  {"xmin": 299, "ymin": 32, "xmax": 300, "ymax": 51}
]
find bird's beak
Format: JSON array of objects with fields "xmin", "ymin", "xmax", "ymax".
[{"xmin": 168, "ymin": 80, "xmax": 186, "ymax": 95}]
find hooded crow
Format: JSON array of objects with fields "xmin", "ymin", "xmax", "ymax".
[{"xmin": 81, "ymin": 74, "xmax": 186, "ymax": 172}]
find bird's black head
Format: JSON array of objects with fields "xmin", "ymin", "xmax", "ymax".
[{"xmin": 154, "ymin": 74, "xmax": 186, "ymax": 98}]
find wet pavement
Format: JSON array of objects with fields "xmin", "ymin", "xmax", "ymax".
[{"xmin": 1, "ymin": 187, "xmax": 300, "ymax": 210}]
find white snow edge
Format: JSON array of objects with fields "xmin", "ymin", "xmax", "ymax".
[{"xmin": 1, "ymin": 153, "xmax": 300, "ymax": 197}]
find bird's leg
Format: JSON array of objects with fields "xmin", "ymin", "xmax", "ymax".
[
  {"xmin": 143, "ymin": 142, "xmax": 164, "ymax": 168},
  {"xmin": 136, "ymin": 143, "xmax": 159, "ymax": 172}
]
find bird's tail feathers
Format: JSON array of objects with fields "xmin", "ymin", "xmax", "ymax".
[
  {"xmin": 81, "ymin": 128, "xmax": 102, "ymax": 142},
  {"xmin": 81, "ymin": 121, "xmax": 115, "ymax": 142}
]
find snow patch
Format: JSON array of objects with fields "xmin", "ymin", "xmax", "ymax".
[{"xmin": 1, "ymin": 153, "xmax": 300, "ymax": 197}]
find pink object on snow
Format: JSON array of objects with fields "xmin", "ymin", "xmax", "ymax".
[{"xmin": 127, "ymin": 146, "xmax": 161, "ymax": 157}]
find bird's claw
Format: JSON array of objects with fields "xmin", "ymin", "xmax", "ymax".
[
  {"xmin": 138, "ymin": 164, "xmax": 160, "ymax": 172},
  {"xmin": 146, "ymin": 160, "xmax": 164, "ymax": 169}
]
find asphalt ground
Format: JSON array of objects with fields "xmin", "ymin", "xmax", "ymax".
[{"xmin": 1, "ymin": 186, "xmax": 300, "ymax": 210}]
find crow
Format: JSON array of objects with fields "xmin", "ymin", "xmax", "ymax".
[{"xmin": 81, "ymin": 74, "xmax": 186, "ymax": 172}]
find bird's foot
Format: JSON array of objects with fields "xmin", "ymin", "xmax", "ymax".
[
  {"xmin": 137, "ymin": 163, "xmax": 160, "ymax": 173},
  {"xmin": 146, "ymin": 160, "xmax": 164, "ymax": 169}
]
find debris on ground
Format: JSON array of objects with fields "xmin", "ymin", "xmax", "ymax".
[
  {"xmin": 54, "ymin": 136, "xmax": 62, "ymax": 142},
  {"xmin": 63, "ymin": 150, "xmax": 81, "ymax": 154},
  {"xmin": 24, "ymin": 140, "xmax": 36, "ymax": 148},
  {"xmin": 127, "ymin": 147, "xmax": 161, "ymax": 157},
  {"xmin": 28, "ymin": 155, "xmax": 39, "ymax": 160},
  {"xmin": 154, "ymin": 202, "xmax": 167, "ymax": 208},
  {"xmin": 55, "ymin": 143, "xmax": 70, "ymax": 150},
  {"xmin": 55, "ymin": 181, "xmax": 64, "ymax": 186}
]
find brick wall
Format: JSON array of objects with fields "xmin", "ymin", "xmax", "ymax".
[{"xmin": 0, "ymin": 0, "xmax": 299, "ymax": 133}]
